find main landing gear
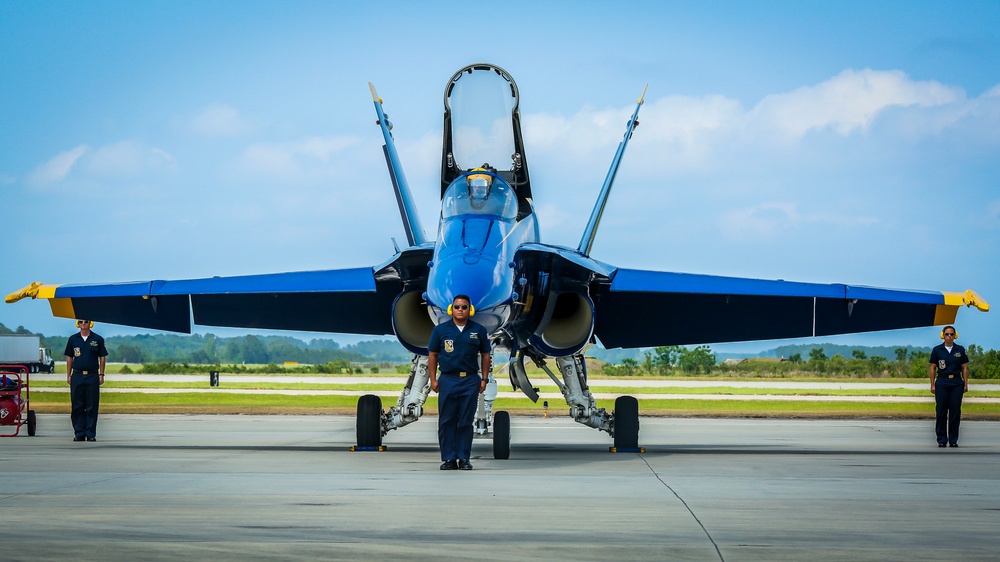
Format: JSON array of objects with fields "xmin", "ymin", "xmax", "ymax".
[
  {"xmin": 354, "ymin": 352, "xmax": 641, "ymax": 456},
  {"xmin": 510, "ymin": 351, "xmax": 641, "ymax": 452},
  {"xmin": 354, "ymin": 355, "xmax": 510, "ymax": 457}
]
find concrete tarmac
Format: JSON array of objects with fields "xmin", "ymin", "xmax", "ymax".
[{"xmin": 2, "ymin": 414, "xmax": 999, "ymax": 561}]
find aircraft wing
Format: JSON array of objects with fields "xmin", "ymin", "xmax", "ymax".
[
  {"xmin": 6, "ymin": 248, "xmax": 433, "ymax": 334},
  {"xmin": 593, "ymin": 267, "xmax": 989, "ymax": 348}
]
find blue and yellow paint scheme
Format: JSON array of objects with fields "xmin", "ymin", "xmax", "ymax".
[{"xmin": 6, "ymin": 63, "xmax": 989, "ymax": 360}]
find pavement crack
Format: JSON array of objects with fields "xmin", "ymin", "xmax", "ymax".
[{"xmin": 639, "ymin": 454, "xmax": 725, "ymax": 562}]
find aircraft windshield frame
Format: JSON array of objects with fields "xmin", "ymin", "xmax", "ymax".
[
  {"xmin": 445, "ymin": 65, "xmax": 518, "ymax": 172},
  {"xmin": 442, "ymin": 173, "xmax": 518, "ymax": 219}
]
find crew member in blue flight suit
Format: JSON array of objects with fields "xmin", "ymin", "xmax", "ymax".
[
  {"xmin": 65, "ymin": 320, "xmax": 108, "ymax": 442},
  {"xmin": 427, "ymin": 294, "xmax": 491, "ymax": 470},
  {"xmin": 929, "ymin": 325, "xmax": 969, "ymax": 448}
]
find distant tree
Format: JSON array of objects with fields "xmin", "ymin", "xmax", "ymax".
[
  {"xmin": 651, "ymin": 346, "xmax": 683, "ymax": 373},
  {"xmin": 189, "ymin": 349, "xmax": 213, "ymax": 364},
  {"xmin": 788, "ymin": 353, "xmax": 802, "ymax": 363},
  {"xmin": 602, "ymin": 357, "xmax": 639, "ymax": 377},
  {"xmin": 809, "ymin": 348, "xmax": 828, "ymax": 362},
  {"xmin": 895, "ymin": 347, "xmax": 909, "ymax": 363},
  {"xmin": 114, "ymin": 343, "xmax": 147, "ymax": 364},
  {"xmin": 828, "ymin": 354, "xmax": 847, "ymax": 374},
  {"xmin": 242, "ymin": 335, "xmax": 270, "ymax": 364},
  {"xmin": 852, "ymin": 350, "xmax": 867, "ymax": 361},
  {"xmin": 642, "ymin": 351, "xmax": 656, "ymax": 374},
  {"xmin": 677, "ymin": 345, "xmax": 716, "ymax": 374}
]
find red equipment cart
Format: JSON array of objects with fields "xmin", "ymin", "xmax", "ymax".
[{"xmin": 0, "ymin": 364, "xmax": 36, "ymax": 437}]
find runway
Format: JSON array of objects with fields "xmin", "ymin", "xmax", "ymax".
[{"xmin": 3, "ymin": 414, "xmax": 999, "ymax": 561}]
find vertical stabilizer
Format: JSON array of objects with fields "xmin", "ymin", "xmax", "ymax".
[
  {"xmin": 370, "ymin": 82, "xmax": 427, "ymax": 247},
  {"xmin": 577, "ymin": 85, "xmax": 647, "ymax": 256}
]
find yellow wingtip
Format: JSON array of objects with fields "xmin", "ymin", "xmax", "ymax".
[
  {"xmin": 6, "ymin": 281, "xmax": 44, "ymax": 304},
  {"xmin": 964, "ymin": 289, "xmax": 990, "ymax": 312}
]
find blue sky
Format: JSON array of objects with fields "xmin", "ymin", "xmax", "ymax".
[{"xmin": 2, "ymin": 1, "xmax": 998, "ymax": 352}]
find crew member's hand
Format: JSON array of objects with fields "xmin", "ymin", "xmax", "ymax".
[
  {"xmin": 480, "ymin": 378, "xmax": 488, "ymax": 393},
  {"xmin": 930, "ymin": 383, "xmax": 936, "ymax": 395},
  {"xmin": 430, "ymin": 379, "xmax": 439, "ymax": 393},
  {"xmin": 66, "ymin": 374, "xmax": 72, "ymax": 385},
  {"xmin": 99, "ymin": 375, "xmax": 105, "ymax": 386}
]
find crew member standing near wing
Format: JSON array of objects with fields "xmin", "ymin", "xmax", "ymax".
[
  {"xmin": 930, "ymin": 325, "xmax": 969, "ymax": 448},
  {"xmin": 428, "ymin": 294, "xmax": 491, "ymax": 470},
  {"xmin": 65, "ymin": 320, "xmax": 108, "ymax": 442}
]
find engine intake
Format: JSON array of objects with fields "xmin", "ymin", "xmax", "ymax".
[
  {"xmin": 529, "ymin": 291, "xmax": 594, "ymax": 356},
  {"xmin": 392, "ymin": 291, "xmax": 435, "ymax": 355}
]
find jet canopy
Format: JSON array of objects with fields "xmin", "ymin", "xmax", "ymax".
[
  {"xmin": 442, "ymin": 172, "xmax": 518, "ymax": 219},
  {"xmin": 441, "ymin": 63, "xmax": 532, "ymax": 207}
]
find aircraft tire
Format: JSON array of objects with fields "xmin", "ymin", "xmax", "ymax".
[
  {"xmin": 492, "ymin": 410, "xmax": 511, "ymax": 460},
  {"xmin": 613, "ymin": 395, "xmax": 639, "ymax": 450},
  {"xmin": 27, "ymin": 410, "xmax": 37, "ymax": 437},
  {"xmin": 356, "ymin": 394, "xmax": 382, "ymax": 448}
]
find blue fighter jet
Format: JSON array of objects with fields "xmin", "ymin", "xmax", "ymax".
[{"xmin": 7, "ymin": 63, "xmax": 989, "ymax": 457}]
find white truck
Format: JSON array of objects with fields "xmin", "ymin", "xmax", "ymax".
[{"xmin": 0, "ymin": 335, "xmax": 56, "ymax": 373}]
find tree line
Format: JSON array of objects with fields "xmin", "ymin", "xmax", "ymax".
[
  {"xmin": 602, "ymin": 344, "xmax": 1000, "ymax": 379},
  {"xmin": 6, "ymin": 322, "xmax": 998, "ymax": 378},
  {"xmin": 0, "ymin": 323, "xmax": 410, "ymax": 365}
]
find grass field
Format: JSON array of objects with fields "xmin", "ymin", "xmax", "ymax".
[{"xmin": 24, "ymin": 372, "xmax": 1000, "ymax": 419}]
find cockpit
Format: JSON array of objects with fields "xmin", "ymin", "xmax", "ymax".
[{"xmin": 442, "ymin": 169, "xmax": 518, "ymax": 220}]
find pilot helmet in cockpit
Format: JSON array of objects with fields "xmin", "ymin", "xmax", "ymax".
[{"xmin": 467, "ymin": 167, "xmax": 493, "ymax": 209}]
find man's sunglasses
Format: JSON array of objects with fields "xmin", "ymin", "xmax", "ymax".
[{"xmin": 453, "ymin": 305, "xmax": 470, "ymax": 310}]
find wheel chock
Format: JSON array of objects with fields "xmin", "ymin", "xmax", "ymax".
[
  {"xmin": 350, "ymin": 445, "xmax": 388, "ymax": 452},
  {"xmin": 609, "ymin": 447, "xmax": 645, "ymax": 453}
]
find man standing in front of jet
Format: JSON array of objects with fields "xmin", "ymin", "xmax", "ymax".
[
  {"xmin": 427, "ymin": 294, "xmax": 491, "ymax": 470},
  {"xmin": 930, "ymin": 325, "xmax": 969, "ymax": 448}
]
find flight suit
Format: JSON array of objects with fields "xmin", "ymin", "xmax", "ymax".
[
  {"xmin": 65, "ymin": 332, "xmax": 108, "ymax": 439},
  {"xmin": 930, "ymin": 342, "xmax": 969, "ymax": 446},
  {"xmin": 428, "ymin": 319, "xmax": 490, "ymax": 462}
]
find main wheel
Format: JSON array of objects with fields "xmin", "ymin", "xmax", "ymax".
[
  {"xmin": 613, "ymin": 396, "xmax": 639, "ymax": 450},
  {"xmin": 356, "ymin": 394, "xmax": 383, "ymax": 448},
  {"xmin": 492, "ymin": 410, "xmax": 511, "ymax": 459},
  {"xmin": 27, "ymin": 409, "xmax": 37, "ymax": 436}
]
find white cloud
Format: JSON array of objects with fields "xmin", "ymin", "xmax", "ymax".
[
  {"xmin": 233, "ymin": 136, "xmax": 358, "ymax": 180},
  {"xmin": 27, "ymin": 145, "xmax": 90, "ymax": 185},
  {"xmin": 190, "ymin": 104, "xmax": 255, "ymax": 137},
  {"xmin": 747, "ymin": 69, "xmax": 962, "ymax": 139},
  {"xmin": 26, "ymin": 142, "xmax": 175, "ymax": 187},
  {"xmin": 720, "ymin": 202, "xmax": 878, "ymax": 241},
  {"xmin": 82, "ymin": 141, "xmax": 176, "ymax": 177}
]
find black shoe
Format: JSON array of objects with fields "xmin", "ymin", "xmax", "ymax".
[
  {"xmin": 440, "ymin": 460, "xmax": 458, "ymax": 470},
  {"xmin": 87, "ymin": 437, "xmax": 96, "ymax": 442},
  {"xmin": 949, "ymin": 443, "xmax": 958, "ymax": 448},
  {"xmin": 938, "ymin": 443, "xmax": 946, "ymax": 447},
  {"xmin": 73, "ymin": 436, "xmax": 85, "ymax": 442},
  {"xmin": 458, "ymin": 459, "xmax": 473, "ymax": 470}
]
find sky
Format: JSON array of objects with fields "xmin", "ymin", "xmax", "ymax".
[{"xmin": 2, "ymin": 1, "xmax": 999, "ymax": 352}]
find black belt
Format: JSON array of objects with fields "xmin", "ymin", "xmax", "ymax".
[
  {"xmin": 73, "ymin": 370, "xmax": 98, "ymax": 375},
  {"xmin": 441, "ymin": 371, "xmax": 476, "ymax": 377}
]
